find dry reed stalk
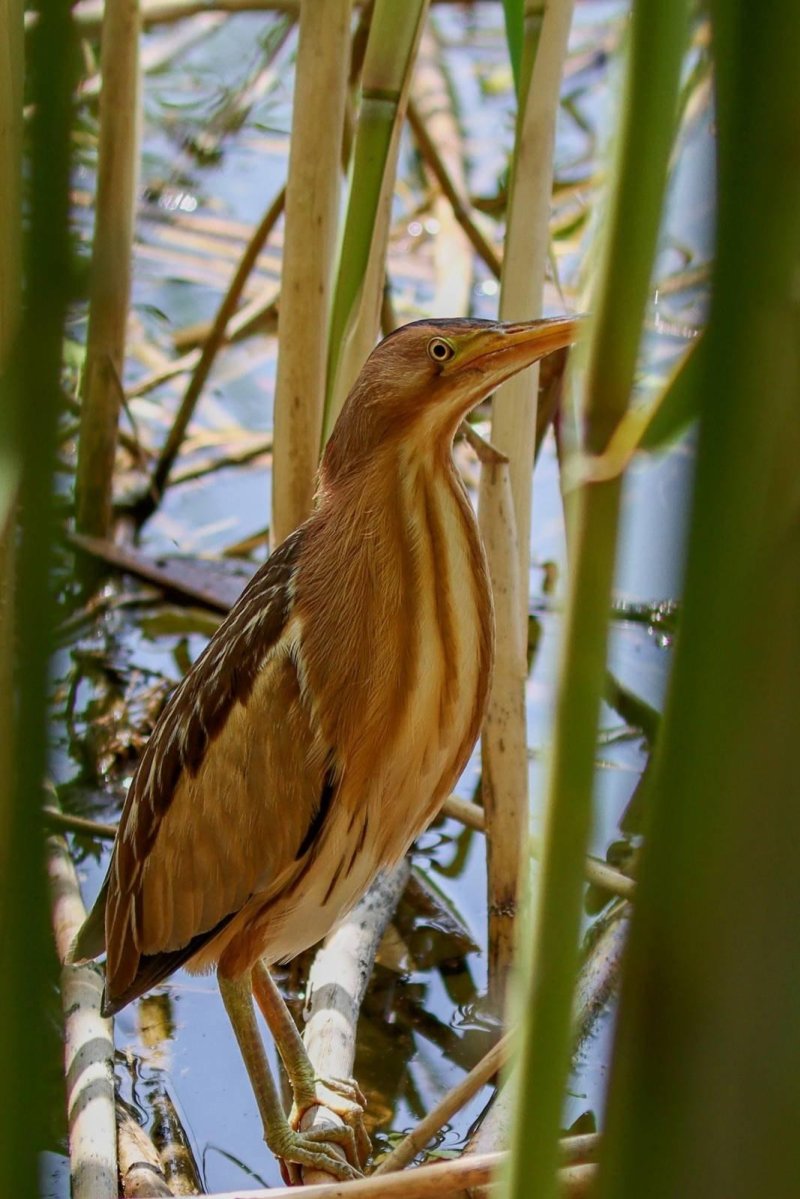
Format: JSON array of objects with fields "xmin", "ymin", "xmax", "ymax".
[
  {"xmin": 481, "ymin": 0, "xmax": 576, "ymax": 615},
  {"xmin": 322, "ymin": 0, "xmax": 429, "ymax": 436},
  {"xmin": 478, "ymin": 453, "xmax": 528, "ymax": 1010},
  {"xmin": 375, "ymin": 1031, "xmax": 513, "ymax": 1175},
  {"xmin": 270, "ymin": 0, "xmax": 352, "ymax": 545},
  {"xmin": 297, "ymin": 862, "xmax": 410, "ymax": 1184},
  {"xmin": 474, "ymin": 0, "xmax": 575, "ymax": 1024},
  {"xmin": 440, "ymin": 795, "xmax": 634, "ymax": 899},
  {"xmin": 409, "ymin": 24, "xmax": 476, "ymax": 315},
  {"xmin": 117, "ymin": 1108, "xmax": 174, "ymax": 1197},
  {"xmin": 137, "ymin": 187, "xmax": 286, "ymax": 522},
  {"xmin": 47, "ymin": 833, "xmax": 118, "ymax": 1199},
  {"xmin": 68, "ymin": 0, "xmax": 474, "ymax": 36},
  {"xmin": 75, "ymin": 0, "xmax": 141, "ymax": 537}
]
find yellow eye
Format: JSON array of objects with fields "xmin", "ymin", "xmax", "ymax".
[{"xmin": 427, "ymin": 337, "xmax": 455, "ymax": 364}]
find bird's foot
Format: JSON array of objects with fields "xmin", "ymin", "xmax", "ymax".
[
  {"xmin": 290, "ymin": 1075, "xmax": 371, "ymax": 1172},
  {"xmin": 268, "ymin": 1120, "xmax": 363, "ymax": 1184}
]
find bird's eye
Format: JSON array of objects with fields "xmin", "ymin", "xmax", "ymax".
[{"xmin": 427, "ymin": 337, "xmax": 455, "ymax": 364}]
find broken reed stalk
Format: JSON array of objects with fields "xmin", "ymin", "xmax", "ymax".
[
  {"xmin": 296, "ymin": 862, "xmax": 411, "ymax": 1184},
  {"xmin": 322, "ymin": 0, "xmax": 429, "ymax": 437},
  {"xmin": 75, "ymin": 0, "xmax": 141, "ymax": 537},
  {"xmin": 48, "ymin": 833, "xmax": 118, "ymax": 1199},
  {"xmin": 271, "ymin": 0, "xmax": 351, "ymax": 545},
  {"xmin": 503, "ymin": 3, "xmax": 689, "ymax": 1197},
  {"xmin": 409, "ymin": 23, "xmax": 477, "ymax": 315},
  {"xmin": 478, "ymin": 452, "xmax": 528, "ymax": 1010},
  {"xmin": 137, "ymin": 185, "xmax": 286, "ymax": 523}
]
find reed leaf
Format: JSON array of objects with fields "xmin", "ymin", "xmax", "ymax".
[
  {"xmin": 271, "ymin": 0, "xmax": 352, "ymax": 544},
  {"xmin": 596, "ymin": 3, "xmax": 800, "ymax": 1194},
  {"xmin": 0, "ymin": 1, "xmax": 76, "ymax": 1195},
  {"xmin": 501, "ymin": 0, "xmax": 524, "ymax": 96},
  {"xmin": 321, "ymin": 0, "xmax": 428, "ymax": 441},
  {"xmin": 502, "ymin": 3, "xmax": 689, "ymax": 1198}
]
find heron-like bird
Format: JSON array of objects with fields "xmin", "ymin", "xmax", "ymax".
[{"xmin": 72, "ymin": 315, "xmax": 579, "ymax": 1180}]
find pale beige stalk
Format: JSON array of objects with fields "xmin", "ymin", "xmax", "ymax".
[
  {"xmin": 75, "ymin": 0, "xmax": 141, "ymax": 536},
  {"xmin": 48, "ymin": 835, "xmax": 117, "ymax": 1199},
  {"xmin": 478, "ymin": 455, "xmax": 528, "ymax": 1009},
  {"xmin": 271, "ymin": 0, "xmax": 352, "ymax": 545},
  {"xmin": 299, "ymin": 863, "xmax": 410, "ymax": 1183},
  {"xmin": 483, "ymin": 0, "xmax": 576, "ymax": 608},
  {"xmin": 476, "ymin": 0, "xmax": 575, "ymax": 1025}
]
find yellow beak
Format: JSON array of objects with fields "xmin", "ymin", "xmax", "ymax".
[{"xmin": 452, "ymin": 315, "xmax": 583, "ymax": 383}]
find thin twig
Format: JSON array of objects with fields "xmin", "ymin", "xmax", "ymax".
[
  {"xmin": 440, "ymin": 795, "xmax": 635, "ymax": 899},
  {"xmin": 43, "ymin": 805, "xmax": 117, "ymax": 840},
  {"xmin": 135, "ymin": 186, "xmax": 286, "ymax": 523},
  {"xmin": 374, "ymin": 1031, "xmax": 512, "ymax": 1174},
  {"xmin": 406, "ymin": 98, "xmax": 502, "ymax": 278}
]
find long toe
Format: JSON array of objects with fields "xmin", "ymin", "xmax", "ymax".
[
  {"xmin": 268, "ymin": 1124, "xmax": 364, "ymax": 1183},
  {"xmin": 290, "ymin": 1075, "xmax": 371, "ymax": 1170}
]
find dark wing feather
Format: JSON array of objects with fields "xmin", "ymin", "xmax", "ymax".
[{"xmin": 73, "ymin": 527, "xmax": 306, "ymax": 993}]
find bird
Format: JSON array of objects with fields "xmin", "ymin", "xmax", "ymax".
[{"xmin": 72, "ymin": 314, "xmax": 579, "ymax": 1181}]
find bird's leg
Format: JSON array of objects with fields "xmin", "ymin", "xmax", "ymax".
[
  {"xmin": 251, "ymin": 960, "xmax": 370, "ymax": 1168},
  {"xmin": 217, "ymin": 968, "xmax": 362, "ymax": 1181}
]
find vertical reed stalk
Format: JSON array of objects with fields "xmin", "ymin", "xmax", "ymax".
[
  {"xmin": 0, "ymin": 1, "xmax": 76, "ymax": 1195},
  {"xmin": 596, "ymin": 4, "xmax": 800, "ymax": 1195},
  {"xmin": 485, "ymin": 0, "xmax": 574, "ymax": 615},
  {"xmin": 502, "ymin": 4, "xmax": 688, "ymax": 1198},
  {"xmin": 271, "ymin": 0, "xmax": 352, "ymax": 545},
  {"xmin": 479, "ymin": 0, "xmax": 574, "ymax": 1014},
  {"xmin": 321, "ymin": 0, "xmax": 428, "ymax": 440},
  {"xmin": 0, "ymin": 0, "xmax": 22, "ymax": 361},
  {"xmin": 0, "ymin": 0, "xmax": 23, "ymax": 829},
  {"xmin": 478, "ymin": 453, "xmax": 528, "ymax": 1009},
  {"xmin": 75, "ymin": 0, "xmax": 141, "ymax": 536}
]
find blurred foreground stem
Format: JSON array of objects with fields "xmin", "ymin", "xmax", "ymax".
[{"xmin": 503, "ymin": 4, "xmax": 689, "ymax": 1198}]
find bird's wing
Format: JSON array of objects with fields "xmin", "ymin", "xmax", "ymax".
[{"xmin": 80, "ymin": 526, "xmax": 334, "ymax": 1008}]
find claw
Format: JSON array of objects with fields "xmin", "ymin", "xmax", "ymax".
[
  {"xmin": 290, "ymin": 1074, "xmax": 371, "ymax": 1172},
  {"xmin": 268, "ymin": 1123, "xmax": 363, "ymax": 1183}
]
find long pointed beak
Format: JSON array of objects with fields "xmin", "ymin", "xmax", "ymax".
[{"xmin": 454, "ymin": 314, "xmax": 583, "ymax": 382}]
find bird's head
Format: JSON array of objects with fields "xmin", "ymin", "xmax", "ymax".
[{"xmin": 321, "ymin": 315, "xmax": 581, "ymax": 483}]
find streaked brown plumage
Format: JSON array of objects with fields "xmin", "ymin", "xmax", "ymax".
[{"xmin": 73, "ymin": 315, "xmax": 579, "ymax": 1179}]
